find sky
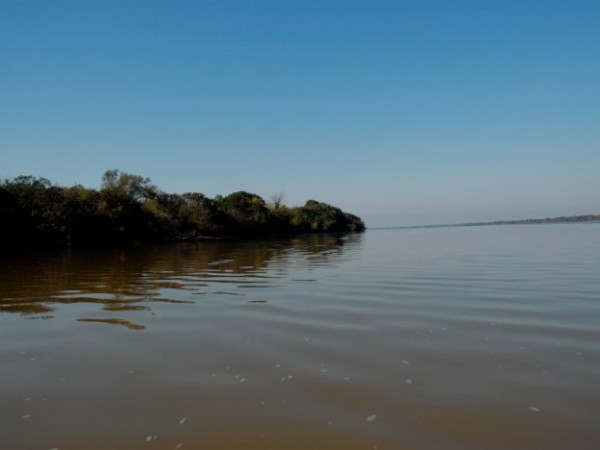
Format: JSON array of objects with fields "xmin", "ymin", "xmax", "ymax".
[{"xmin": 1, "ymin": 0, "xmax": 599, "ymax": 227}]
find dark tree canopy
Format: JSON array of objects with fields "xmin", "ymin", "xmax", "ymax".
[{"xmin": 0, "ymin": 170, "xmax": 365, "ymax": 250}]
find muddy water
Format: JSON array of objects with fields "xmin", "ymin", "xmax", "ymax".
[{"xmin": 1, "ymin": 226, "xmax": 599, "ymax": 450}]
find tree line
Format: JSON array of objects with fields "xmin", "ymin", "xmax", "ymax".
[{"xmin": 0, "ymin": 170, "xmax": 365, "ymax": 250}]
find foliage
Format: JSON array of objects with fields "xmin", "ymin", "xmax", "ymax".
[
  {"xmin": 101, "ymin": 169, "xmax": 157, "ymax": 201},
  {"xmin": 0, "ymin": 170, "xmax": 365, "ymax": 250},
  {"xmin": 216, "ymin": 191, "xmax": 269, "ymax": 234},
  {"xmin": 289, "ymin": 200, "xmax": 365, "ymax": 232}
]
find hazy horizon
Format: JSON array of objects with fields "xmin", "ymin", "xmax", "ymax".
[{"xmin": 2, "ymin": 1, "xmax": 599, "ymax": 228}]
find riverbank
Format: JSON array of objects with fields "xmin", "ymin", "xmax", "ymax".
[{"xmin": 0, "ymin": 170, "xmax": 365, "ymax": 251}]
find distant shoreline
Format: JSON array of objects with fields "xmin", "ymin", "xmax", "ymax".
[{"xmin": 373, "ymin": 214, "xmax": 600, "ymax": 230}]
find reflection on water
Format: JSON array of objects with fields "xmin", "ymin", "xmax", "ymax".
[
  {"xmin": 0, "ymin": 233, "xmax": 360, "ymax": 326},
  {"xmin": 1, "ymin": 226, "xmax": 600, "ymax": 450},
  {"xmin": 77, "ymin": 317, "xmax": 147, "ymax": 330}
]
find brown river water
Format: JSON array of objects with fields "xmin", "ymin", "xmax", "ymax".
[{"xmin": 1, "ymin": 225, "xmax": 599, "ymax": 450}]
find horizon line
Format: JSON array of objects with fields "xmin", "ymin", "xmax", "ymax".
[{"xmin": 369, "ymin": 213, "xmax": 600, "ymax": 230}]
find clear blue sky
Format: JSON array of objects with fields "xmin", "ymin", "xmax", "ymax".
[{"xmin": 1, "ymin": 0, "xmax": 599, "ymax": 226}]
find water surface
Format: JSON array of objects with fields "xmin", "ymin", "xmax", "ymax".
[{"xmin": 1, "ymin": 226, "xmax": 599, "ymax": 449}]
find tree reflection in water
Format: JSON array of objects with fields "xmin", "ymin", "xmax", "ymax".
[{"xmin": 0, "ymin": 233, "xmax": 363, "ymax": 327}]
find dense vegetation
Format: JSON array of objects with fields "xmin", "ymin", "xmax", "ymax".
[{"xmin": 0, "ymin": 170, "xmax": 365, "ymax": 250}]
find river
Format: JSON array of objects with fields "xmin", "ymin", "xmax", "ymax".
[{"xmin": 1, "ymin": 224, "xmax": 599, "ymax": 449}]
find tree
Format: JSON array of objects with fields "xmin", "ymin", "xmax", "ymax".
[
  {"xmin": 269, "ymin": 192, "xmax": 285, "ymax": 210},
  {"xmin": 101, "ymin": 169, "xmax": 157, "ymax": 201},
  {"xmin": 0, "ymin": 176, "xmax": 68, "ymax": 248},
  {"xmin": 217, "ymin": 191, "xmax": 269, "ymax": 233},
  {"xmin": 180, "ymin": 193, "xmax": 229, "ymax": 234},
  {"xmin": 290, "ymin": 200, "xmax": 364, "ymax": 232}
]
